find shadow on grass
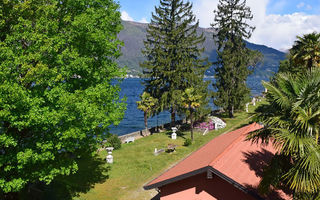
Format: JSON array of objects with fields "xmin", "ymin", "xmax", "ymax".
[{"xmin": 21, "ymin": 154, "xmax": 110, "ymax": 200}]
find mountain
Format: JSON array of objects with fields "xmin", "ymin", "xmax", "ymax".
[{"xmin": 118, "ymin": 20, "xmax": 286, "ymax": 80}]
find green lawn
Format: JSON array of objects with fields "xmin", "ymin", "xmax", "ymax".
[{"xmin": 30, "ymin": 104, "xmax": 260, "ymax": 200}]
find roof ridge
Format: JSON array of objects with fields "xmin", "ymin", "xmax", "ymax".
[{"xmin": 208, "ymin": 123, "xmax": 254, "ymax": 166}]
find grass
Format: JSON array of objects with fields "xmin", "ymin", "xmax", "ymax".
[{"xmin": 25, "ymin": 103, "xmax": 260, "ymax": 200}]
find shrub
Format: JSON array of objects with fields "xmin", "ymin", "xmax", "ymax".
[
  {"xmin": 106, "ymin": 134, "xmax": 122, "ymax": 150},
  {"xmin": 183, "ymin": 138, "xmax": 192, "ymax": 146}
]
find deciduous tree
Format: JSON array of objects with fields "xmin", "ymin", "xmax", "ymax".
[{"xmin": 0, "ymin": 0, "xmax": 125, "ymax": 196}]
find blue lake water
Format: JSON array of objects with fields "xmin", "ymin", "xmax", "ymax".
[{"xmin": 110, "ymin": 77, "xmax": 266, "ymax": 136}]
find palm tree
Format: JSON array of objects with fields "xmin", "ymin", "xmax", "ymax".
[
  {"xmin": 291, "ymin": 32, "xmax": 320, "ymax": 71},
  {"xmin": 181, "ymin": 88, "xmax": 202, "ymax": 141},
  {"xmin": 248, "ymin": 69, "xmax": 320, "ymax": 198},
  {"xmin": 136, "ymin": 92, "xmax": 158, "ymax": 135}
]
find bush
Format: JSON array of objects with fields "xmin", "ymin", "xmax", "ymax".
[
  {"xmin": 106, "ymin": 134, "xmax": 122, "ymax": 150},
  {"xmin": 183, "ymin": 138, "xmax": 192, "ymax": 146}
]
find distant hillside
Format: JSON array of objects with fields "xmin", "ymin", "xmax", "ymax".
[{"xmin": 118, "ymin": 20, "xmax": 286, "ymax": 79}]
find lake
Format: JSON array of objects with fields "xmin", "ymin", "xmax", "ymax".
[{"xmin": 110, "ymin": 77, "xmax": 267, "ymax": 136}]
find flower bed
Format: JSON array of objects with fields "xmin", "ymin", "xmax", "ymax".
[{"xmin": 194, "ymin": 121, "xmax": 215, "ymax": 130}]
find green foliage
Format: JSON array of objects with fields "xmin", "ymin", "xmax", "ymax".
[
  {"xmin": 212, "ymin": 0, "xmax": 262, "ymax": 118},
  {"xmin": 136, "ymin": 92, "xmax": 158, "ymax": 131},
  {"xmin": 181, "ymin": 88, "xmax": 204, "ymax": 140},
  {"xmin": 291, "ymin": 32, "xmax": 320, "ymax": 70},
  {"xmin": 183, "ymin": 138, "xmax": 192, "ymax": 146},
  {"xmin": 249, "ymin": 69, "xmax": 320, "ymax": 195},
  {"xmin": 105, "ymin": 134, "xmax": 122, "ymax": 150},
  {"xmin": 0, "ymin": 0, "xmax": 125, "ymax": 194},
  {"xmin": 136, "ymin": 92, "xmax": 158, "ymax": 117},
  {"xmin": 279, "ymin": 32, "xmax": 320, "ymax": 74},
  {"xmin": 141, "ymin": 0, "xmax": 210, "ymax": 125}
]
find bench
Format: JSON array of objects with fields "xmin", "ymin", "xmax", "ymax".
[
  {"xmin": 167, "ymin": 144, "xmax": 178, "ymax": 152},
  {"xmin": 124, "ymin": 136, "xmax": 135, "ymax": 143},
  {"xmin": 154, "ymin": 148, "xmax": 165, "ymax": 156}
]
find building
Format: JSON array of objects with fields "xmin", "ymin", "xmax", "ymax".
[{"xmin": 144, "ymin": 123, "xmax": 292, "ymax": 200}]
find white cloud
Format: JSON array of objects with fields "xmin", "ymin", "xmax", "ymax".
[
  {"xmin": 249, "ymin": 13, "xmax": 320, "ymax": 51},
  {"xmin": 139, "ymin": 18, "xmax": 148, "ymax": 23},
  {"xmin": 192, "ymin": 0, "xmax": 218, "ymax": 28},
  {"xmin": 306, "ymin": 4, "xmax": 312, "ymax": 10},
  {"xmin": 297, "ymin": 2, "xmax": 312, "ymax": 10},
  {"xmin": 121, "ymin": 10, "xmax": 148, "ymax": 24},
  {"xmin": 121, "ymin": 11, "xmax": 134, "ymax": 21},
  {"xmin": 297, "ymin": 2, "xmax": 305, "ymax": 9},
  {"xmin": 192, "ymin": 0, "xmax": 320, "ymax": 51}
]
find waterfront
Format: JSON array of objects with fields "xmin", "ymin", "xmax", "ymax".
[{"xmin": 110, "ymin": 77, "xmax": 266, "ymax": 135}]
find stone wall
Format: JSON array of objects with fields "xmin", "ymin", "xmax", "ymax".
[{"xmin": 118, "ymin": 119, "xmax": 186, "ymax": 143}]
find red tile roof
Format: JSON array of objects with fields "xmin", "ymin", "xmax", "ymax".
[{"xmin": 144, "ymin": 123, "xmax": 292, "ymax": 200}]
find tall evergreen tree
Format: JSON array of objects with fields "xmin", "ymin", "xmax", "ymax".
[
  {"xmin": 141, "ymin": 0, "xmax": 209, "ymax": 126},
  {"xmin": 212, "ymin": 0, "xmax": 261, "ymax": 118}
]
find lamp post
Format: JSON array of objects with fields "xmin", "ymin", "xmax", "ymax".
[
  {"xmin": 171, "ymin": 127, "xmax": 177, "ymax": 140},
  {"xmin": 106, "ymin": 147, "xmax": 114, "ymax": 164}
]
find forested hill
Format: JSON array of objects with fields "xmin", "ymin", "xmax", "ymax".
[{"xmin": 118, "ymin": 20, "xmax": 286, "ymax": 78}]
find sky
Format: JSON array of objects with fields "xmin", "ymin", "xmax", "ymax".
[{"xmin": 118, "ymin": 0, "xmax": 320, "ymax": 51}]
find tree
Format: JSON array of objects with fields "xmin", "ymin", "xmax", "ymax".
[
  {"xmin": 291, "ymin": 32, "xmax": 320, "ymax": 71},
  {"xmin": 181, "ymin": 88, "xmax": 202, "ymax": 141},
  {"xmin": 278, "ymin": 32, "xmax": 320, "ymax": 75},
  {"xmin": 212, "ymin": 0, "xmax": 262, "ymax": 118},
  {"xmin": 248, "ymin": 69, "xmax": 320, "ymax": 199},
  {"xmin": 136, "ymin": 92, "xmax": 158, "ymax": 135},
  {"xmin": 141, "ymin": 0, "xmax": 209, "ymax": 126},
  {"xmin": 0, "ymin": 0, "xmax": 125, "ymax": 197}
]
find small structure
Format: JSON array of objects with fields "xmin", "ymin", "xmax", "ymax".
[
  {"xmin": 171, "ymin": 127, "xmax": 177, "ymax": 140},
  {"xmin": 252, "ymin": 97, "xmax": 256, "ymax": 106},
  {"xmin": 154, "ymin": 148, "xmax": 165, "ymax": 156},
  {"xmin": 245, "ymin": 103, "xmax": 249, "ymax": 113},
  {"xmin": 125, "ymin": 136, "xmax": 135, "ymax": 143},
  {"xmin": 209, "ymin": 116, "xmax": 226, "ymax": 130},
  {"xmin": 202, "ymin": 128, "xmax": 209, "ymax": 135},
  {"xmin": 106, "ymin": 147, "xmax": 114, "ymax": 164},
  {"xmin": 167, "ymin": 144, "xmax": 178, "ymax": 152}
]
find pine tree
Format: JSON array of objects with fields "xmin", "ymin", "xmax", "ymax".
[
  {"xmin": 141, "ymin": 0, "xmax": 209, "ymax": 126},
  {"xmin": 212, "ymin": 0, "xmax": 261, "ymax": 118}
]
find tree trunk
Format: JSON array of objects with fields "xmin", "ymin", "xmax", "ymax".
[
  {"xmin": 144, "ymin": 112, "xmax": 148, "ymax": 136},
  {"xmin": 170, "ymin": 107, "xmax": 175, "ymax": 127},
  {"xmin": 4, "ymin": 192, "xmax": 19, "ymax": 200},
  {"xmin": 190, "ymin": 108, "xmax": 194, "ymax": 141},
  {"xmin": 228, "ymin": 106, "xmax": 234, "ymax": 118}
]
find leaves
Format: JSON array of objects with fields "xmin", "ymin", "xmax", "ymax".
[
  {"xmin": 212, "ymin": 0, "xmax": 262, "ymax": 117},
  {"xmin": 141, "ymin": 0, "xmax": 210, "ymax": 124},
  {"xmin": 249, "ymin": 69, "xmax": 320, "ymax": 194},
  {"xmin": 0, "ymin": 0, "xmax": 125, "ymax": 193}
]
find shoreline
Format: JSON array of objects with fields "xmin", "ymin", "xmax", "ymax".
[{"xmin": 118, "ymin": 119, "xmax": 186, "ymax": 143}]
